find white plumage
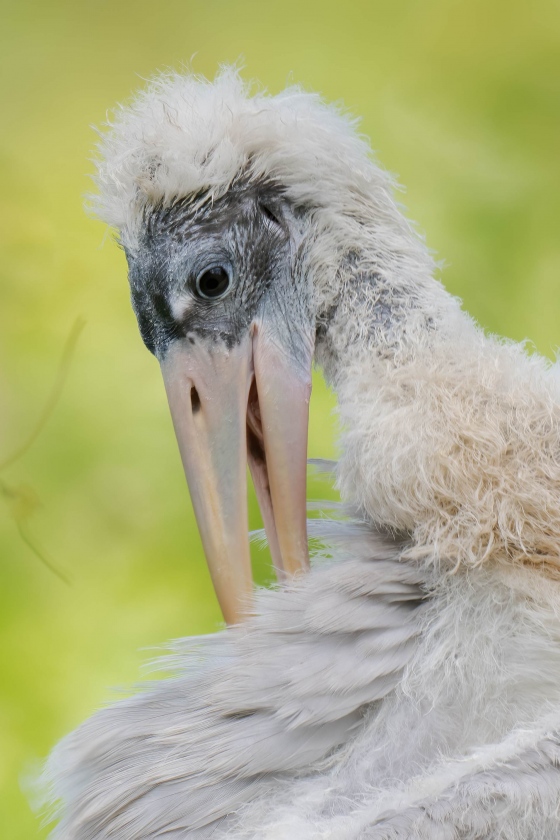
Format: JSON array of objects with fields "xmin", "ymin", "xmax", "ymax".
[{"xmin": 42, "ymin": 69, "xmax": 560, "ymax": 839}]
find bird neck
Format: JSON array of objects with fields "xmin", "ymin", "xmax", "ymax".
[
  {"xmin": 317, "ymin": 267, "xmax": 560, "ymax": 578},
  {"xmin": 315, "ymin": 261, "xmax": 467, "ymax": 386}
]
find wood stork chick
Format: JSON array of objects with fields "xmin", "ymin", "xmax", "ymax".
[{"xmin": 43, "ymin": 69, "xmax": 560, "ymax": 840}]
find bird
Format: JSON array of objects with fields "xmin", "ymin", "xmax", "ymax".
[{"xmin": 41, "ymin": 68, "xmax": 560, "ymax": 839}]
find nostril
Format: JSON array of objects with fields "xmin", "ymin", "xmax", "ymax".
[{"xmin": 190, "ymin": 386, "xmax": 201, "ymax": 414}]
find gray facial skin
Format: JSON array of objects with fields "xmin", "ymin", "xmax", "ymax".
[{"xmin": 126, "ymin": 185, "xmax": 309, "ymax": 360}]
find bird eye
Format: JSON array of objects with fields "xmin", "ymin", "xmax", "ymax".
[{"xmin": 195, "ymin": 265, "xmax": 232, "ymax": 300}]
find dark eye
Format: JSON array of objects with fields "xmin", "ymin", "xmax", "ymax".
[{"xmin": 195, "ymin": 265, "xmax": 232, "ymax": 300}]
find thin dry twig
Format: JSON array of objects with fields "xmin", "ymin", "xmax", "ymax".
[
  {"xmin": 0, "ymin": 318, "xmax": 86, "ymax": 470},
  {"xmin": 1, "ymin": 318, "xmax": 86, "ymax": 582}
]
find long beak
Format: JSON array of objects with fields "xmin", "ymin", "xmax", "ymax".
[{"xmin": 160, "ymin": 325, "xmax": 312, "ymax": 624}]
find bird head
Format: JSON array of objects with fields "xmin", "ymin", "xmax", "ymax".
[
  {"xmin": 127, "ymin": 183, "xmax": 314, "ymax": 623},
  {"xmin": 91, "ymin": 68, "xmax": 437, "ymax": 622}
]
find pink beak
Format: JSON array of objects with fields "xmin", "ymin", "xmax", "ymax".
[{"xmin": 160, "ymin": 322, "xmax": 313, "ymax": 624}]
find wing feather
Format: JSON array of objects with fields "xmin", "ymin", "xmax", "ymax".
[{"xmin": 42, "ymin": 523, "xmax": 426, "ymax": 840}]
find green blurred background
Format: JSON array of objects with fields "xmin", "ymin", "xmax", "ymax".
[{"xmin": 1, "ymin": 0, "xmax": 560, "ymax": 835}]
